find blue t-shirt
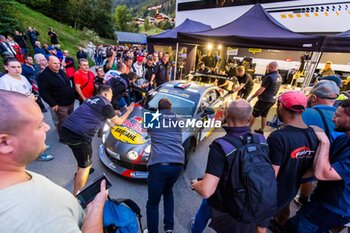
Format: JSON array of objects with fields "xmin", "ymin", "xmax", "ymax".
[
  {"xmin": 302, "ymin": 105, "xmax": 344, "ymax": 143},
  {"xmin": 312, "ymin": 134, "xmax": 350, "ymax": 217},
  {"xmin": 147, "ymin": 109, "xmax": 184, "ymax": 166},
  {"xmin": 63, "ymin": 96, "xmax": 116, "ymax": 139}
]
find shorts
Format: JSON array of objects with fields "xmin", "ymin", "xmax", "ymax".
[
  {"xmin": 209, "ymin": 208, "xmax": 269, "ymax": 233},
  {"xmin": 237, "ymin": 88, "xmax": 253, "ymax": 100},
  {"xmin": 252, "ymin": 100, "xmax": 275, "ymax": 118},
  {"xmin": 61, "ymin": 127, "xmax": 92, "ymax": 168}
]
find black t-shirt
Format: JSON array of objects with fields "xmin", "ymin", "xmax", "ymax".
[
  {"xmin": 236, "ymin": 73, "xmax": 254, "ymax": 90},
  {"xmin": 153, "ymin": 61, "xmax": 170, "ymax": 86},
  {"xmin": 227, "ymin": 67, "xmax": 236, "ymax": 77},
  {"xmin": 63, "ymin": 95, "xmax": 116, "ymax": 139},
  {"xmin": 259, "ymin": 71, "xmax": 282, "ymax": 103},
  {"xmin": 48, "ymin": 31, "xmax": 58, "ymax": 44},
  {"xmin": 206, "ymin": 141, "xmax": 228, "ymax": 211},
  {"xmin": 144, "ymin": 63, "xmax": 154, "ymax": 82},
  {"xmin": 267, "ymin": 125, "xmax": 319, "ymax": 209},
  {"xmin": 202, "ymin": 55, "xmax": 216, "ymax": 68},
  {"xmin": 206, "ymin": 127, "xmax": 252, "ymax": 212}
]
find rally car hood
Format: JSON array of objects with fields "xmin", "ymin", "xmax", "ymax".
[{"xmin": 109, "ymin": 103, "xmax": 149, "ymax": 145}]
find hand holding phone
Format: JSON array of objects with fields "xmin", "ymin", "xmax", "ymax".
[{"xmin": 77, "ymin": 173, "xmax": 112, "ymax": 208}]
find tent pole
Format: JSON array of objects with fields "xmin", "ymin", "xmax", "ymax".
[
  {"xmin": 302, "ymin": 51, "xmax": 323, "ymax": 90},
  {"xmin": 174, "ymin": 42, "xmax": 179, "ymax": 80}
]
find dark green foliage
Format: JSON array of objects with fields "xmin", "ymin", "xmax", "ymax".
[
  {"xmin": 158, "ymin": 20, "xmax": 173, "ymax": 30},
  {"xmin": 0, "ymin": 0, "xmax": 21, "ymax": 35},
  {"xmin": 16, "ymin": 0, "xmax": 115, "ymax": 38}
]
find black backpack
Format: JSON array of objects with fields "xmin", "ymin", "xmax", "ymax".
[{"xmin": 214, "ymin": 133, "xmax": 277, "ymax": 223}]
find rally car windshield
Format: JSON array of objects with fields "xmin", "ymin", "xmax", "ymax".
[{"xmin": 145, "ymin": 92, "xmax": 197, "ymax": 117}]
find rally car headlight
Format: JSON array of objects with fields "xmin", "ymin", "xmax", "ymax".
[
  {"xmin": 102, "ymin": 124, "xmax": 111, "ymax": 143},
  {"xmin": 144, "ymin": 145, "xmax": 151, "ymax": 154},
  {"xmin": 103, "ymin": 124, "xmax": 110, "ymax": 133},
  {"xmin": 127, "ymin": 150, "xmax": 139, "ymax": 160}
]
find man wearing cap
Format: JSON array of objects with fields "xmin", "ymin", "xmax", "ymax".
[
  {"xmin": 285, "ymin": 99, "xmax": 350, "ymax": 233},
  {"xmin": 131, "ymin": 55, "xmax": 145, "ymax": 79},
  {"xmin": 293, "ymin": 80, "xmax": 343, "ymax": 209},
  {"xmin": 248, "ymin": 61, "xmax": 282, "ymax": 134},
  {"xmin": 266, "ymin": 91, "xmax": 319, "ymax": 231}
]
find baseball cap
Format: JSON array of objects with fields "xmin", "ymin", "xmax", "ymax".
[
  {"xmin": 278, "ymin": 90, "xmax": 307, "ymax": 112},
  {"xmin": 321, "ymin": 75, "xmax": 342, "ymax": 88},
  {"xmin": 146, "ymin": 55, "xmax": 153, "ymax": 61},
  {"xmin": 137, "ymin": 55, "xmax": 144, "ymax": 62},
  {"xmin": 47, "ymin": 46, "xmax": 55, "ymax": 51},
  {"xmin": 311, "ymin": 80, "xmax": 339, "ymax": 99}
]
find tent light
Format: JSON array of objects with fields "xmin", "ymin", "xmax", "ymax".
[
  {"xmin": 218, "ymin": 44, "xmax": 222, "ymax": 50},
  {"xmin": 207, "ymin": 43, "xmax": 213, "ymax": 50}
]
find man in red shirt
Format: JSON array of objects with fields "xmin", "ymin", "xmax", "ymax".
[{"xmin": 74, "ymin": 58, "xmax": 95, "ymax": 104}]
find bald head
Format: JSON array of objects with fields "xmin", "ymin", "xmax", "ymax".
[
  {"xmin": 226, "ymin": 99, "xmax": 252, "ymax": 125},
  {"xmin": 267, "ymin": 61, "xmax": 278, "ymax": 72},
  {"xmin": 48, "ymin": 56, "xmax": 60, "ymax": 73},
  {"xmin": 0, "ymin": 90, "xmax": 33, "ymax": 134}
]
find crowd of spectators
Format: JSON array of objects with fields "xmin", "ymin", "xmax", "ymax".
[{"xmin": 1, "ymin": 25, "xmax": 350, "ymax": 233}]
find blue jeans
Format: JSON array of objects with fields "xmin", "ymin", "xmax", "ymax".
[
  {"xmin": 192, "ymin": 199, "xmax": 212, "ymax": 233},
  {"xmin": 284, "ymin": 201, "xmax": 350, "ymax": 233},
  {"xmin": 146, "ymin": 164, "xmax": 183, "ymax": 233}
]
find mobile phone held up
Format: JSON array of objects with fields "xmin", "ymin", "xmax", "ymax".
[{"xmin": 76, "ymin": 173, "xmax": 112, "ymax": 208}]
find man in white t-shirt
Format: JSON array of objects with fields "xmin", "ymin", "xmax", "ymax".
[
  {"xmin": 0, "ymin": 58, "xmax": 32, "ymax": 97},
  {"xmin": 0, "ymin": 90, "xmax": 108, "ymax": 233}
]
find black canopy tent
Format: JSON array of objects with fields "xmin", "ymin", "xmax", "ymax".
[
  {"xmin": 147, "ymin": 18, "xmax": 212, "ymax": 44},
  {"xmin": 148, "ymin": 18, "xmax": 212, "ymax": 78},
  {"xmin": 321, "ymin": 29, "xmax": 350, "ymax": 52},
  {"xmin": 178, "ymin": 4, "xmax": 323, "ymax": 52}
]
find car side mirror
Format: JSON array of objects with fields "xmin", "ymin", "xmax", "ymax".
[{"xmin": 201, "ymin": 107, "xmax": 215, "ymax": 117}]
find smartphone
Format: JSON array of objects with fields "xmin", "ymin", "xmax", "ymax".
[{"xmin": 76, "ymin": 173, "xmax": 112, "ymax": 208}]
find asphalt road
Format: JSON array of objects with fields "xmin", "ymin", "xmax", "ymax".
[
  {"xmin": 28, "ymin": 86, "xmax": 348, "ymax": 233},
  {"xmin": 27, "ymin": 100, "xmax": 224, "ymax": 233}
]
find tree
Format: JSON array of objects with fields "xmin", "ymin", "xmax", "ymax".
[
  {"xmin": 144, "ymin": 18, "xmax": 150, "ymax": 32},
  {"xmin": 0, "ymin": 0, "xmax": 20, "ymax": 35},
  {"xmin": 114, "ymin": 5, "xmax": 132, "ymax": 32},
  {"xmin": 131, "ymin": 22, "xmax": 140, "ymax": 33},
  {"xmin": 159, "ymin": 20, "xmax": 173, "ymax": 30}
]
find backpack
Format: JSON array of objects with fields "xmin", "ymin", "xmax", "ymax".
[
  {"xmin": 103, "ymin": 198, "xmax": 143, "ymax": 233},
  {"xmin": 214, "ymin": 133, "xmax": 277, "ymax": 223}
]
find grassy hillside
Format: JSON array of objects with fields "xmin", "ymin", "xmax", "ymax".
[
  {"xmin": 139, "ymin": 24, "xmax": 164, "ymax": 35},
  {"xmin": 0, "ymin": 1, "xmax": 116, "ymax": 71}
]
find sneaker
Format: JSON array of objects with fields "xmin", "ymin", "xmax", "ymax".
[
  {"xmin": 37, "ymin": 153, "xmax": 54, "ymax": 161},
  {"xmin": 165, "ymin": 230, "xmax": 173, "ymax": 233},
  {"xmin": 254, "ymin": 129, "xmax": 264, "ymax": 135},
  {"xmin": 45, "ymin": 145, "xmax": 51, "ymax": 150}
]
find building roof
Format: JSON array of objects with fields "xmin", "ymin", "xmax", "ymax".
[{"xmin": 114, "ymin": 31, "xmax": 147, "ymax": 44}]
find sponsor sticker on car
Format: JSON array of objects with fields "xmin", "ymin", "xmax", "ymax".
[{"xmin": 111, "ymin": 126, "xmax": 146, "ymax": 144}]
